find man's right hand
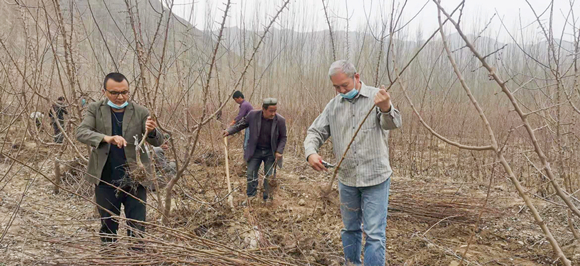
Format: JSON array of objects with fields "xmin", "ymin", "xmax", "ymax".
[
  {"xmin": 222, "ymin": 130, "xmax": 229, "ymax": 137},
  {"xmin": 307, "ymin": 153, "xmax": 327, "ymax": 172},
  {"xmin": 104, "ymin": 135, "xmax": 127, "ymax": 148}
]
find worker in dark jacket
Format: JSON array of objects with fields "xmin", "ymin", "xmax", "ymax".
[
  {"xmin": 224, "ymin": 98, "xmax": 287, "ymax": 202},
  {"xmin": 50, "ymin": 96, "xmax": 68, "ymax": 143}
]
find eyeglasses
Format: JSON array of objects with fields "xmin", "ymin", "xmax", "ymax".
[
  {"xmin": 106, "ymin": 89, "xmax": 129, "ymax": 96},
  {"xmin": 263, "ymin": 98, "xmax": 278, "ymax": 105}
]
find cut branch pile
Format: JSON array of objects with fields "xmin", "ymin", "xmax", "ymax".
[
  {"xmin": 388, "ymin": 185, "xmax": 499, "ymax": 224},
  {"xmin": 35, "ymin": 219, "xmax": 316, "ymax": 266}
]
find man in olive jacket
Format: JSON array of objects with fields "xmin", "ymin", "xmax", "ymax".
[{"xmin": 76, "ymin": 72, "xmax": 163, "ymax": 243}]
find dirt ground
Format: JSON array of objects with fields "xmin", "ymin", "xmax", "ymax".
[{"xmin": 0, "ymin": 139, "xmax": 579, "ymax": 265}]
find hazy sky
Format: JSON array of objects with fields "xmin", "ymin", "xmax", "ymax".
[{"xmin": 169, "ymin": 0, "xmax": 578, "ymax": 42}]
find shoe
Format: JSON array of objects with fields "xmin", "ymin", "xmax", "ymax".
[{"xmin": 241, "ymin": 196, "xmax": 256, "ymax": 207}]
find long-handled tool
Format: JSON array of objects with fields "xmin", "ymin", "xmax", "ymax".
[
  {"xmin": 268, "ymin": 161, "xmax": 278, "ymax": 201},
  {"xmin": 223, "ymin": 137, "xmax": 234, "ymax": 208}
]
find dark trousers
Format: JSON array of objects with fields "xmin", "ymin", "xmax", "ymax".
[
  {"xmin": 95, "ymin": 183, "xmax": 146, "ymax": 243},
  {"xmin": 246, "ymin": 148, "xmax": 276, "ymax": 199},
  {"xmin": 52, "ymin": 120, "xmax": 64, "ymax": 143}
]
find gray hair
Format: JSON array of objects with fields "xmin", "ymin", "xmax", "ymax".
[{"xmin": 328, "ymin": 60, "xmax": 356, "ymax": 79}]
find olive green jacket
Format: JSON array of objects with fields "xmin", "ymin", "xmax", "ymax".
[{"xmin": 76, "ymin": 100, "xmax": 164, "ymax": 185}]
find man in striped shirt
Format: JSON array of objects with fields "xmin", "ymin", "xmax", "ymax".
[{"xmin": 304, "ymin": 60, "xmax": 402, "ymax": 265}]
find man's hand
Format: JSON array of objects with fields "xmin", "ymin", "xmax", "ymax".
[
  {"xmin": 374, "ymin": 85, "xmax": 392, "ymax": 112},
  {"xmin": 275, "ymin": 152, "xmax": 283, "ymax": 161},
  {"xmin": 104, "ymin": 135, "xmax": 127, "ymax": 148},
  {"xmin": 307, "ymin": 153, "xmax": 327, "ymax": 172},
  {"xmin": 146, "ymin": 116, "xmax": 157, "ymax": 132},
  {"xmin": 222, "ymin": 130, "xmax": 229, "ymax": 137}
]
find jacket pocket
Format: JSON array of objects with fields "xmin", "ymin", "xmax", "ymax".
[{"xmin": 86, "ymin": 149, "xmax": 100, "ymax": 183}]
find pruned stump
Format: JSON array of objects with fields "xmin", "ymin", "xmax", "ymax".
[{"xmin": 318, "ymin": 185, "xmax": 340, "ymax": 209}]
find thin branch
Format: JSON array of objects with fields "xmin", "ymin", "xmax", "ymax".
[{"xmin": 321, "ymin": 0, "xmax": 336, "ymax": 61}]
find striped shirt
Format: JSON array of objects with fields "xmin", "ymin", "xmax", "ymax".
[{"xmin": 304, "ymin": 82, "xmax": 402, "ymax": 187}]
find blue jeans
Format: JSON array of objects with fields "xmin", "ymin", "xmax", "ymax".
[
  {"xmin": 246, "ymin": 148, "xmax": 276, "ymax": 199},
  {"xmin": 243, "ymin": 128, "xmax": 250, "ymax": 150},
  {"xmin": 339, "ymin": 178, "xmax": 391, "ymax": 266}
]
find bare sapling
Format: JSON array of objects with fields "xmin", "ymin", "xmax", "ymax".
[
  {"xmin": 398, "ymin": 1, "xmax": 573, "ymax": 264},
  {"xmin": 223, "ymin": 137, "xmax": 234, "ymax": 208}
]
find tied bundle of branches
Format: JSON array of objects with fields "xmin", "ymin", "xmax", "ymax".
[{"xmin": 124, "ymin": 128, "xmax": 154, "ymax": 189}]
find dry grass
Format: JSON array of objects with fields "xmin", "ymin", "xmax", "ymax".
[{"xmin": 1, "ymin": 142, "xmax": 578, "ymax": 265}]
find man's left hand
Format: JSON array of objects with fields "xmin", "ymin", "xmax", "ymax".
[
  {"xmin": 275, "ymin": 152, "xmax": 283, "ymax": 161},
  {"xmin": 146, "ymin": 116, "xmax": 157, "ymax": 132},
  {"xmin": 374, "ymin": 85, "xmax": 392, "ymax": 112}
]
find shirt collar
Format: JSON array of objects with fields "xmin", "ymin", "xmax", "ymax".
[{"xmin": 358, "ymin": 82, "xmax": 370, "ymax": 98}]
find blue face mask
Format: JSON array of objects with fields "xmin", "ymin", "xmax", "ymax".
[
  {"xmin": 340, "ymin": 88, "xmax": 359, "ymax": 99},
  {"xmin": 107, "ymin": 100, "xmax": 128, "ymax": 109}
]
